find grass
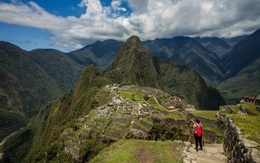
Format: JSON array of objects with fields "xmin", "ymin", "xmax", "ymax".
[
  {"xmin": 132, "ymin": 118, "xmax": 153, "ymax": 132},
  {"xmin": 89, "ymin": 139, "xmax": 184, "ymax": 163},
  {"xmin": 119, "ymin": 90, "xmax": 168, "ymax": 112},
  {"xmin": 240, "ymin": 102, "xmax": 260, "ymax": 116},
  {"xmin": 219, "ymin": 103, "xmax": 260, "ymax": 147},
  {"xmin": 229, "ymin": 105, "xmax": 240, "ymax": 113},
  {"xmin": 147, "ymin": 97, "xmax": 168, "ymax": 111},
  {"xmin": 203, "ymin": 124, "xmax": 223, "ymax": 136},
  {"xmin": 152, "ymin": 112, "xmax": 186, "ymax": 121},
  {"xmin": 230, "ymin": 114, "xmax": 260, "ymax": 145},
  {"xmin": 170, "ymin": 112, "xmax": 187, "ymax": 120},
  {"xmin": 188, "ymin": 110, "xmax": 218, "ymax": 121},
  {"xmin": 119, "ymin": 91, "xmax": 143, "ymax": 101}
]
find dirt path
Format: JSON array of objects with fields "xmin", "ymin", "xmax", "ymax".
[{"xmin": 182, "ymin": 143, "xmax": 227, "ymax": 163}]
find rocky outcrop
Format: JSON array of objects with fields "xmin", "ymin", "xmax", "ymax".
[{"xmin": 217, "ymin": 112, "xmax": 260, "ymax": 163}]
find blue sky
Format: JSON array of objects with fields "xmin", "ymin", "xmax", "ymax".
[{"xmin": 0, "ymin": 0, "xmax": 260, "ymax": 52}]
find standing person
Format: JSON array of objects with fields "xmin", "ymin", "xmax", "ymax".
[{"xmin": 193, "ymin": 118, "xmax": 203, "ymax": 151}]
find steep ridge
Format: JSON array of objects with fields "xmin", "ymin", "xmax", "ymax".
[
  {"xmin": 28, "ymin": 49, "xmax": 84, "ymax": 91},
  {"xmin": 194, "ymin": 37, "xmax": 231, "ymax": 58},
  {"xmin": 0, "ymin": 41, "xmax": 84, "ymax": 140},
  {"xmin": 218, "ymin": 29, "xmax": 260, "ymax": 103},
  {"xmin": 143, "ymin": 37, "xmax": 224, "ymax": 85},
  {"xmin": 222, "ymin": 29, "xmax": 260, "ymax": 79},
  {"xmin": 105, "ymin": 36, "xmax": 161, "ymax": 88},
  {"xmin": 0, "ymin": 42, "xmax": 61, "ymax": 140}
]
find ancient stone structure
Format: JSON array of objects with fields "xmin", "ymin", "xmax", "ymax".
[{"xmin": 217, "ymin": 112, "xmax": 260, "ymax": 163}]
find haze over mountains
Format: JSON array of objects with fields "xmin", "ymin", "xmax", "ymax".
[{"xmin": 0, "ymin": 29, "xmax": 259, "ymax": 142}]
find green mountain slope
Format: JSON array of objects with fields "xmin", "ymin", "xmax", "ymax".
[
  {"xmin": 222, "ymin": 29, "xmax": 260, "ymax": 79},
  {"xmin": 194, "ymin": 37, "xmax": 231, "ymax": 58},
  {"xmin": 218, "ymin": 29, "xmax": 260, "ymax": 103},
  {"xmin": 28, "ymin": 49, "xmax": 84, "ymax": 91},
  {"xmin": 0, "ymin": 42, "xmax": 84, "ymax": 140},
  {"xmin": 143, "ymin": 37, "xmax": 224, "ymax": 86},
  {"xmin": 105, "ymin": 36, "xmax": 160, "ymax": 88},
  {"xmin": 218, "ymin": 58, "xmax": 260, "ymax": 103}
]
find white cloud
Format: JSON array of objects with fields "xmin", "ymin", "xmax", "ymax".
[
  {"xmin": 0, "ymin": 0, "xmax": 260, "ymax": 50},
  {"xmin": 111, "ymin": 0, "xmax": 126, "ymax": 11},
  {"xmin": 0, "ymin": 2, "xmax": 68, "ymax": 31}
]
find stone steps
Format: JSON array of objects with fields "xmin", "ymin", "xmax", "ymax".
[{"xmin": 182, "ymin": 143, "xmax": 227, "ymax": 163}]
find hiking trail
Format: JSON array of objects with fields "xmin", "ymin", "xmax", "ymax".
[{"xmin": 182, "ymin": 142, "xmax": 227, "ymax": 163}]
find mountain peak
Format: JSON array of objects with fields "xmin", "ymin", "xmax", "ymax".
[
  {"xmin": 127, "ymin": 35, "xmax": 142, "ymax": 43},
  {"xmin": 105, "ymin": 35, "xmax": 160, "ymax": 88}
]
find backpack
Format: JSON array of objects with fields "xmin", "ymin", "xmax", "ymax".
[{"xmin": 195, "ymin": 123, "xmax": 202, "ymax": 137}]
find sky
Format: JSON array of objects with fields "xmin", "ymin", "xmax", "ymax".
[{"xmin": 0, "ymin": 0, "xmax": 260, "ymax": 52}]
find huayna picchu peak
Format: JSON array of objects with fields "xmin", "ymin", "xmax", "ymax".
[{"xmin": 105, "ymin": 35, "xmax": 161, "ymax": 89}]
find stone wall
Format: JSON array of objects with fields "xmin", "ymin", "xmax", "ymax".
[{"xmin": 217, "ymin": 112, "xmax": 260, "ymax": 163}]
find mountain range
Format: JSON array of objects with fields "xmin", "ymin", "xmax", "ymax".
[
  {"xmin": 65, "ymin": 29, "xmax": 259, "ymax": 102},
  {"xmin": 0, "ymin": 29, "xmax": 259, "ymax": 142},
  {"xmin": 2, "ymin": 36, "xmax": 225, "ymax": 162},
  {"xmin": 0, "ymin": 42, "xmax": 84, "ymax": 140}
]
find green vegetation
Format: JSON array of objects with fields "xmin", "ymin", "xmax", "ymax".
[
  {"xmin": 3, "ymin": 128, "xmax": 34, "ymax": 163},
  {"xmin": 240, "ymin": 102, "xmax": 260, "ymax": 116},
  {"xmin": 188, "ymin": 110, "xmax": 218, "ymax": 120},
  {"xmin": 0, "ymin": 42, "xmax": 85, "ymax": 140},
  {"xmin": 203, "ymin": 124, "xmax": 223, "ymax": 136},
  {"xmin": 153, "ymin": 112, "xmax": 186, "ymax": 120},
  {"xmin": 119, "ymin": 91, "xmax": 143, "ymax": 101},
  {"xmin": 0, "ymin": 109, "xmax": 28, "ymax": 140},
  {"xmin": 90, "ymin": 139, "xmax": 184, "ymax": 163},
  {"xmin": 220, "ymin": 102, "xmax": 260, "ymax": 147},
  {"xmin": 147, "ymin": 97, "xmax": 167, "ymax": 111},
  {"xmin": 170, "ymin": 112, "xmax": 187, "ymax": 120},
  {"xmin": 229, "ymin": 105, "xmax": 240, "ymax": 113},
  {"xmin": 230, "ymin": 114, "xmax": 260, "ymax": 145}
]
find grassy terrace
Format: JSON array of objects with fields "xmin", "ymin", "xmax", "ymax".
[
  {"xmin": 203, "ymin": 124, "xmax": 223, "ymax": 137},
  {"xmin": 229, "ymin": 105, "xmax": 240, "ymax": 113},
  {"xmin": 188, "ymin": 110, "xmax": 218, "ymax": 121},
  {"xmin": 89, "ymin": 139, "xmax": 184, "ymax": 163},
  {"xmin": 119, "ymin": 90, "xmax": 144, "ymax": 101},
  {"xmin": 119, "ymin": 89, "xmax": 169, "ymax": 112},
  {"xmin": 152, "ymin": 112, "xmax": 186, "ymax": 120},
  {"xmin": 221, "ymin": 102, "xmax": 260, "ymax": 147},
  {"xmin": 240, "ymin": 102, "xmax": 260, "ymax": 116},
  {"xmin": 230, "ymin": 114, "xmax": 260, "ymax": 146}
]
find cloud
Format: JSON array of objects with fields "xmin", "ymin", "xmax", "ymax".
[
  {"xmin": 0, "ymin": 2, "xmax": 68, "ymax": 31},
  {"xmin": 0, "ymin": 0, "xmax": 260, "ymax": 50}
]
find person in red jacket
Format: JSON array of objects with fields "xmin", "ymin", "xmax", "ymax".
[{"xmin": 193, "ymin": 118, "xmax": 203, "ymax": 151}]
